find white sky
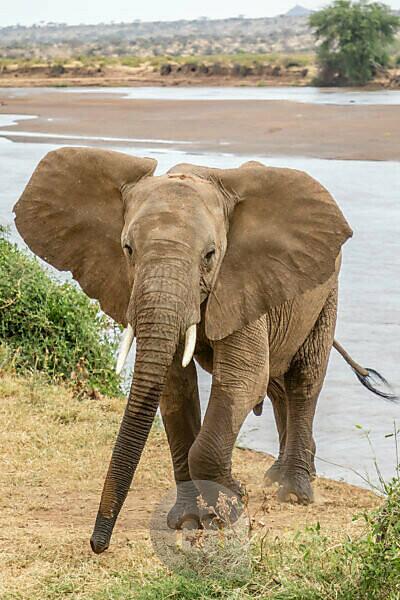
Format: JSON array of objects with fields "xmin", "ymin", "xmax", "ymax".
[{"xmin": 1, "ymin": 0, "xmax": 399, "ymax": 27}]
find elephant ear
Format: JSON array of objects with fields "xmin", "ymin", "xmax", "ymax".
[
  {"xmin": 14, "ymin": 147, "xmax": 157, "ymax": 325},
  {"xmin": 169, "ymin": 161, "xmax": 352, "ymax": 341}
]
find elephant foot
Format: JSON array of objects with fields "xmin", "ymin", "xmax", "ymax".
[
  {"xmin": 277, "ymin": 469, "xmax": 314, "ymax": 505},
  {"xmin": 192, "ymin": 477, "xmax": 245, "ymax": 529},
  {"xmin": 265, "ymin": 455, "xmax": 317, "ymax": 487},
  {"xmin": 264, "ymin": 459, "xmax": 284, "ymax": 486},
  {"xmin": 199, "ymin": 500, "xmax": 243, "ymax": 529},
  {"xmin": 167, "ymin": 481, "xmax": 202, "ymax": 530}
]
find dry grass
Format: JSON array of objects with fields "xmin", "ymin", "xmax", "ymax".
[
  {"xmin": 0, "ymin": 373, "xmax": 380, "ymax": 599},
  {"xmin": 0, "ymin": 373, "xmax": 162, "ymax": 598}
]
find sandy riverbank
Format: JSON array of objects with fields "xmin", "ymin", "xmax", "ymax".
[{"xmin": 0, "ymin": 88, "xmax": 399, "ymax": 160}]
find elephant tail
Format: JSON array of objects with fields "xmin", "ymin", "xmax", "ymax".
[{"xmin": 333, "ymin": 340, "xmax": 398, "ymax": 402}]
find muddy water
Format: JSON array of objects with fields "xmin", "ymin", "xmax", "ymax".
[{"xmin": 1, "ymin": 126, "xmax": 399, "ymax": 489}]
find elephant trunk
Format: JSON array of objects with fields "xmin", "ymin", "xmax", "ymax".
[{"xmin": 90, "ymin": 257, "xmax": 196, "ymax": 554}]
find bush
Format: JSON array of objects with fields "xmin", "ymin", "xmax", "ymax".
[
  {"xmin": 355, "ymin": 477, "xmax": 400, "ymax": 598},
  {"xmin": 0, "ymin": 228, "xmax": 122, "ymax": 396},
  {"xmin": 310, "ymin": 0, "xmax": 400, "ymax": 86}
]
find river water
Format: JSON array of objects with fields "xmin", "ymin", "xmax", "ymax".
[
  {"xmin": 1, "ymin": 100, "xmax": 399, "ymax": 490},
  {"xmin": 6, "ymin": 85, "xmax": 400, "ymax": 105},
  {"xmin": 62, "ymin": 86, "xmax": 400, "ymax": 105}
]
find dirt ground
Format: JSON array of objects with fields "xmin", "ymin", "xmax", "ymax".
[
  {"xmin": 0, "ymin": 88, "xmax": 399, "ymax": 161},
  {"xmin": 0, "ymin": 374, "xmax": 380, "ymax": 598}
]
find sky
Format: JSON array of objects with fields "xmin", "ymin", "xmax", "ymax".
[{"xmin": 1, "ymin": 0, "xmax": 399, "ymax": 27}]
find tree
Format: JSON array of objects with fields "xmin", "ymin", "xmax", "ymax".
[{"xmin": 310, "ymin": 0, "xmax": 400, "ymax": 86}]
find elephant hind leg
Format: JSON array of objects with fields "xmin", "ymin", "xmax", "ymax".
[
  {"xmin": 279, "ymin": 287, "xmax": 338, "ymax": 505},
  {"xmin": 265, "ymin": 377, "xmax": 317, "ymax": 488}
]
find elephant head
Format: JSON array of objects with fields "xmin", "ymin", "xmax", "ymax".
[{"xmin": 13, "ymin": 148, "xmax": 352, "ymax": 553}]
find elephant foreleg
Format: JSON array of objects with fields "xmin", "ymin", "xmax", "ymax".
[
  {"xmin": 160, "ymin": 354, "xmax": 202, "ymax": 529},
  {"xmin": 188, "ymin": 317, "xmax": 269, "ymax": 525},
  {"xmin": 280, "ymin": 288, "xmax": 337, "ymax": 504}
]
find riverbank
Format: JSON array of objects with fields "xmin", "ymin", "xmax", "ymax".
[
  {"xmin": 0, "ymin": 58, "xmax": 399, "ymax": 90},
  {"xmin": 0, "ymin": 373, "xmax": 381, "ymax": 599},
  {"xmin": 0, "ymin": 60, "xmax": 314, "ymax": 88},
  {"xmin": 1, "ymin": 87, "xmax": 400, "ymax": 160}
]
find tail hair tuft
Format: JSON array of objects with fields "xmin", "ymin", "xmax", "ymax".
[{"xmin": 353, "ymin": 368, "xmax": 399, "ymax": 403}]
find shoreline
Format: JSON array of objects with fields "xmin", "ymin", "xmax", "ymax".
[
  {"xmin": 0, "ymin": 88, "xmax": 399, "ymax": 161},
  {"xmin": 0, "ymin": 77, "xmax": 396, "ymax": 90}
]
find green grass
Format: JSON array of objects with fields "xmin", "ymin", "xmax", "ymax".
[{"xmin": 0, "ymin": 228, "xmax": 122, "ymax": 396}]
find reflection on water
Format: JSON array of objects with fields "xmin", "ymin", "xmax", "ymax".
[
  {"xmin": 1, "ymin": 133, "xmax": 399, "ymax": 489},
  {"xmin": 5, "ymin": 85, "xmax": 400, "ymax": 105}
]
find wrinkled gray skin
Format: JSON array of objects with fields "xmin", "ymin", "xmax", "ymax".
[{"xmin": 91, "ymin": 173, "xmax": 339, "ymax": 553}]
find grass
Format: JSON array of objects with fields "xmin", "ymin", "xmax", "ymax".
[
  {"xmin": 0, "ymin": 228, "xmax": 122, "ymax": 396},
  {"xmin": 1, "ymin": 369, "xmax": 394, "ymax": 600},
  {"xmin": 0, "ymin": 373, "xmax": 162, "ymax": 600}
]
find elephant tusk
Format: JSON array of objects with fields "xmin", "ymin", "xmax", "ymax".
[
  {"xmin": 182, "ymin": 324, "xmax": 197, "ymax": 368},
  {"xmin": 116, "ymin": 324, "xmax": 134, "ymax": 375}
]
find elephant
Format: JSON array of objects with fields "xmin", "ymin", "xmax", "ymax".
[{"xmin": 13, "ymin": 147, "xmax": 396, "ymax": 555}]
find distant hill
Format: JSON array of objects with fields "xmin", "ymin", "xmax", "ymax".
[
  {"xmin": 285, "ymin": 5, "xmax": 314, "ymax": 17},
  {"xmin": 0, "ymin": 14, "xmax": 316, "ymax": 59}
]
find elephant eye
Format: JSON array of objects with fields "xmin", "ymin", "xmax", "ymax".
[
  {"xmin": 123, "ymin": 244, "xmax": 133, "ymax": 256},
  {"xmin": 204, "ymin": 248, "xmax": 216, "ymax": 263}
]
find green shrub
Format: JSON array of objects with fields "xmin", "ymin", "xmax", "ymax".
[
  {"xmin": 0, "ymin": 228, "xmax": 122, "ymax": 396},
  {"xmin": 355, "ymin": 477, "xmax": 400, "ymax": 598},
  {"xmin": 310, "ymin": 0, "xmax": 400, "ymax": 86}
]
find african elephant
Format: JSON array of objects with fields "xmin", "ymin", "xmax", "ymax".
[{"xmin": 14, "ymin": 147, "xmax": 394, "ymax": 554}]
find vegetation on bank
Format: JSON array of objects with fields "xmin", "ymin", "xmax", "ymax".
[
  {"xmin": 0, "ymin": 52, "xmax": 316, "ymax": 82},
  {"xmin": 1, "ymin": 48, "xmax": 399, "ymax": 87},
  {"xmin": 0, "ymin": 52, "xmax": 315, "ymax": 69},
  {"xmin": 0, "ymin": 228, "xmax": 122, "ymax": 396},
  {"xmin": 310, "ymin": 0, "xmax": 400, "ymax": 85}
]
